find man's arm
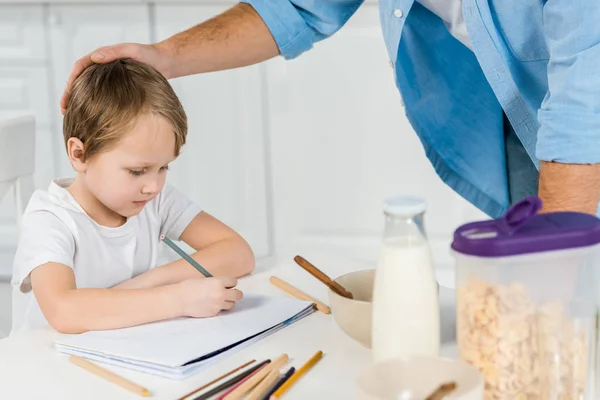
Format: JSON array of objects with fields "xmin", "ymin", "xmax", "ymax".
[
  {"xmin": 536, "ymin": 1, "xmax": 600, "ymax": 215},
  {"xmin": 61, "ymin": 4, "xmax": 275, "ymax": 112},
  {"xmin": 539, "ymin": 162, "xmax": 600, "ymax": 214},
  {"xmin": 155, "ymin": 3, "xmax": 279, "ymax": 79},
  {"xmin": 61, "ymin": 1, "xmax": 364, "ymax": 111}
]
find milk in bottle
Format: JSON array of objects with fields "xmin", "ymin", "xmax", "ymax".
[{"xmin": 371, "ymin": 197, "xmax": 440, "ymax": 362}]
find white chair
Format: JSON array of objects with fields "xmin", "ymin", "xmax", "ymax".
[
  {"xmin": 0, "ymin": 115, "xmax": 36, "ymax": 338},
  {"xmin": 0, "ymin": 115, "xmax": 36, "ymax": 230}
]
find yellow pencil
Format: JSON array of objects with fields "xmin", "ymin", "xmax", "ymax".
[{"xmin": 270, "ymin": 351, "xmax": 323, "ymax": 399}]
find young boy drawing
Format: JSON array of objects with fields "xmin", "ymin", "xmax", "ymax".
[{"xmin": 10, "ymin": 59, "xmax": 254, "ymax": 335}]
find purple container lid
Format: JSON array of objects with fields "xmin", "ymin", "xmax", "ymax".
[{"xmin": 452, "ymin": 196, "xmax": 600, "ymax": 257}]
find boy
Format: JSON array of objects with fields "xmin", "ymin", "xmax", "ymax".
[{"xmin": 10, "ymin": 59, "xmax": 254, "ymax": 335}]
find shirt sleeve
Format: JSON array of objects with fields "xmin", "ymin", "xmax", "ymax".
[
  {"xmin": 536, "ymin": 2, "xmax": 600, "ymax": 164},
  {"xmin": 12, "ymin": 210, "xmax": 76, "ymax": 293},
  {"xmin": 240, "ymin": 0, "xmax": 364, "ymax": 59},
  {"xmin": 158, "ymin": 183, "xmax": 203, "ymax": 241}
]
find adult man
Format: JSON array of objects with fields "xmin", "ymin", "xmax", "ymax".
[{"xmin": 61, "ymin": 1, "xmax": 600, "ymax": 217}]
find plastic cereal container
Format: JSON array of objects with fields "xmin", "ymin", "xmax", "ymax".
[{"xmin": 452, "ymin": 197, "xmax": 600, "ymax": 400}]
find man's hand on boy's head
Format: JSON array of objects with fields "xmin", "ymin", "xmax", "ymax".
[{"xmin": 60, "ymin": 42, "xmax": 169, "ymax": 115}]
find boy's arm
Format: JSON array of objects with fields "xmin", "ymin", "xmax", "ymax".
[
  {"xmin": 31, "ymin": 262, "xmax": 240, "ymax": 334},
  {"xmin": 114, "ymin": 211, "xmax": 255, "ymax": 290},
  {"xmin": 31, "ymin": 263, "xmax": 179, "ymax": 333}
]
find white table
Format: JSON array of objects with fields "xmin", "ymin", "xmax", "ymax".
[{"xmin": 0, "ymin": 251, "xmax": 458, "ymax": 399}]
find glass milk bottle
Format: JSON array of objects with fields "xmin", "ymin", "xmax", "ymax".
[{"xmin": 371, "ymin": 197, "xmax": 440, "ymax": 363}]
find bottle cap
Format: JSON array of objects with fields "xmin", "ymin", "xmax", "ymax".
[{"xmin": 383, "ymin": 196, "xmax": 426, "ymax": 216}]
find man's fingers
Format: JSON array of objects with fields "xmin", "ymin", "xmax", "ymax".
[
  {"xmin": 92, "ymin": 43, "xmax": 143, "ymax": 63},
  {"xmin": 60, "ymin": 53, "xmax": 95, "ymax": 112},
  {"xmin": 90, "ymin": 45, "xmax": 126, "ymax": 63},
  {"xmin": 60, "ymin": 43, "xmax": 142, "ymax": 114}
]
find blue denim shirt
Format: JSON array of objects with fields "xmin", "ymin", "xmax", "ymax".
[{"xmin": 241, "ymin": 0, "xmax": 600, "ymax": 218}]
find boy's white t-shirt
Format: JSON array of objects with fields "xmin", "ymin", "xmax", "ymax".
[{"xmin": 10, "ymin": 178, "xmax": 202, "ymax": 335}]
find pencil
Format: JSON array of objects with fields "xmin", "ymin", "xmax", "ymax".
[
  {"xmin": 177, "ymin": 359, "xmax": 256, "ymax": 400},
  {"xmin": 269, "ymin": 276, "xmax": 331, "ymax": 314},
  {"xmin": 69, "ymin": 355, "xmax": 150, "ymax": 397},
  {"xmin": 160, "ymin": 234, "xmax": 213, "ymax": 277},
  {"xmin": 193, "ymin": 360, "xmax": 271, "ymax": 400},
  {"xmin": 246, "ymin": 369, "xmax": 281, "ymax": 400},
  {"xmin": 270, "ymin": 351, "xmax": 323, "ymax": 399},
  {"xmin": 224, "ymin": 354, "xmax": 289, "ymax": 400},
  {"xmin": 293, "ymin": 255, "xmax": 353, "ymax": 299},
  {"xmin": 261, "ymin": 367, "xmax": 295, "ymax": 400},
  {"xmin": 214, "ymin": 362, "xmax": 272, "ymax": 400}
]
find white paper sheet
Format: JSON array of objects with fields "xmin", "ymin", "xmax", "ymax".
[{"xmin": 55, "ymin": 294, "xmax": 315, "ymax": 379}]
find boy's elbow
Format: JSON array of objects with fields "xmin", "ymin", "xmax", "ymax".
[
  {"xmin": 44, "ymin": 297, "xmax": 88, "ymax": 334},
  {"xmin": 50, "ymin": 319, "xmax": 86, "ymax": 334},
  {"xmin": 236, "ymin": 238, "xmax": 256, "ymax": 277}
]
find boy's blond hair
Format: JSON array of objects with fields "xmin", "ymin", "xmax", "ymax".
[{"xmin": 63, "ymin": 59, "xmax": 187, "ymax": 161}]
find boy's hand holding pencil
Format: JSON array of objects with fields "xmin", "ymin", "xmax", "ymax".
[
  {"xmin": 161, "ymin": 234, "xmax": 243, "ymax": 317},
  {"xmin": 177, "ymin": 277, "xmax": 243, "ymax": 318}
]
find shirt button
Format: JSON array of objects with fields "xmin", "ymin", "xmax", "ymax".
[{"xmin": 394, "ymin": 9, "xmax": 403, "ymax": 18}]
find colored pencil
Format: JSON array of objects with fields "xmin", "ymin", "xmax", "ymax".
[
  {"xmin": 193, "ymin": 360, "xmax": 271, "ymax": 400},
  {"xmin": 224, "ymin": 354, "xmax": 289, "ymax": 400},
  {"xmin": 69, "ymin": 355, "xmax": 150, "ymax": 397},
  {"xmin": 269, "ymin": 276, "xmax": 331, "ymax": 314},
  {"xmin": 177, "ymin": 359, "xmax": 256, "ymax": 400},
  {"xmin": 270, "ymin": 351, "xmax": 323, "ymax": 399},
  {"xmin": 293, "ymin": 255, "xmax": 353, "ymax": 299},
  {"xmin": 246, "ymin": 369, "xmax": 281, "ymax": 400},
  {"xmin": 215, "ymin": 363, "xmax": 272, "ymax": 400},
  {"xmin": 261, "ymin": 367, "xmax": 295, "ymax": 400},
  {"xmin": 160, "ymin": 234, "xmax": 213, "ymax": 277}
]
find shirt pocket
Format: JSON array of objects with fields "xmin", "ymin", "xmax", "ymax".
[{"xmin": 490, "ymin": 0, "xmax": 549, "ymax": 62}]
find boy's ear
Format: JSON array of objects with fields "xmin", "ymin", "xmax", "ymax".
[{"xmin": 66, "ymin": 137, "xmax": 87, "ymax": 173}]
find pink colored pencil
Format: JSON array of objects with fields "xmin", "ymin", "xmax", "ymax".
[{"xmin": 215, "ymin": 363, "xmax": 270, "ymax": 400}]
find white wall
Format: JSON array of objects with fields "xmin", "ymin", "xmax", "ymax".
[{"xmin": 0, "ymin": 1, "xmax": 488, "ymax": 284}]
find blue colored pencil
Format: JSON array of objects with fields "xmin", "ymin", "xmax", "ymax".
[
  {"xmin": 160, "ymin": 234, "xmax": 213, "ymax": 277},
  {"xmin": 261, "ymin": 367, "xmax": 295, "ymax": 400}
]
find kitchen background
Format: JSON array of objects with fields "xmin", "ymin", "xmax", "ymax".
[{"xmin": 0, "ymin": 0, "xmax": 488, "ymax": 336}]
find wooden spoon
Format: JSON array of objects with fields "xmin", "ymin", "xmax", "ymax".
[
  {"xmin": 425, "ymin": 382, "xmax": 457, "ymax": 400},
  {"xmin": 294, "ymin": 255, "xmax": 354, "ymax": 299}
]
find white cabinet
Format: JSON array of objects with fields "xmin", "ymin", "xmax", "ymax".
[
  {"xmin": 0, "ymin": 5, "xmax": 47, "ymax": 61},
  {"xmin": 265, "ymin": 3, "xmax": 487, "ymax": 269},
  {"xmin": 154, "ymin": 4, "xmax": 271, "ymax": 259}
]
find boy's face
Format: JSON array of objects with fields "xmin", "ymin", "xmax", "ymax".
[{"xmin": 83, "ymin": 114, "xmax": 177, "ymax": 218}]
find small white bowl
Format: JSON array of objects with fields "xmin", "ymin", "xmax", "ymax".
[
  {"xmin": 328, "ymin": 269, "xmax": 374, "ymax": 348},
  {"xmin": 356, "ymin": 355, "xmax": 483, "ymax": 400}
]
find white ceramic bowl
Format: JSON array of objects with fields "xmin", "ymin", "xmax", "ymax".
[
  {"xmin": 328, "ymin": 269, "xmax": 374, "ymax": 348},
  {"xmin": 356, "ymin": 355, "xmax": 483, "ymax": 400}
]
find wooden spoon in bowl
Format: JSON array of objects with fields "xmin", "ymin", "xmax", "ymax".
[
  {"xmin": 425, "ymin": 382, "xmax": 457, "ymax": 400},
  {"xmin": 293, "ymin": 255, "xmax": 354, "ymax": 299}
]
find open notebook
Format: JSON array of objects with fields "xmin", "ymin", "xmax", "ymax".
[{"xmin": 54, "ymin": 294, "xmax": 315, "ymax": 379}]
